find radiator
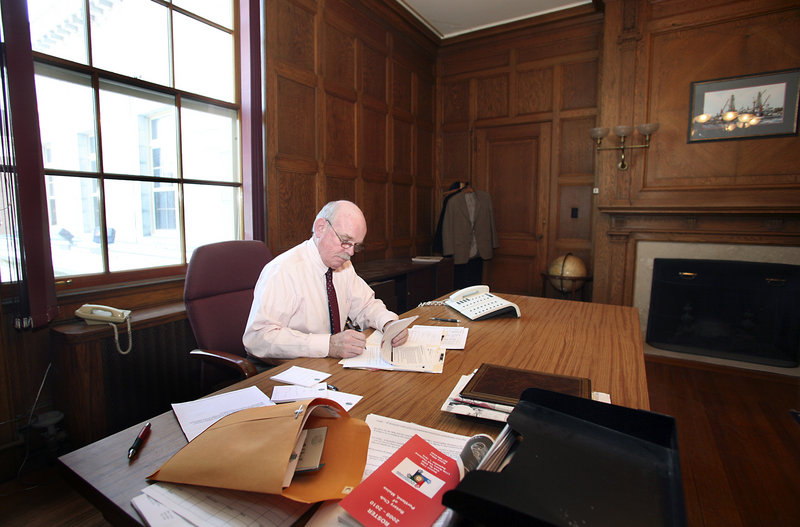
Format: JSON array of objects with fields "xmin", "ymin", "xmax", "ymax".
[{"xmin": 99, "ymin": 318, "xmax": 200, "ymax": 436}]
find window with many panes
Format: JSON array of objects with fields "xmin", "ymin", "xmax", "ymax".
[{"xmin": 26, "ymin": 0, "xmax": 241, "ymax": 285}]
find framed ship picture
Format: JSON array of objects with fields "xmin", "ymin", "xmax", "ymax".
[{"xmin": 688, "ymin": 69, "xmax": 800, "ymax": 142}]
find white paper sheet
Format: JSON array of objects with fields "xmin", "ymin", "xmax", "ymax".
[
  {"xmin": 171, "ymin": 386, "xmax": 274, "ymax": 442},
  {"xmin": 409, "ymin": 325, "xmax": 469, "ymax": 349},
  {"xmin": 339, "ymin": 321, "xmax": 446, "ymax": 373},
  {"xmin": 270, "ymin": 383, "xmax": 363, "ymax": 411},
  {"xmin": 320, "ymin": 390, "xmax": 363, "ymax": 411},
  {"xmin": 270, "ymin": 383, "xmax": 328, "ymax": 402},
  {"xmin": 131, "ymin": 492, "xmax": 194, "ymax": 526},
  {"xmin": 141, "ymin": 482, "xmax": 310, "ymax": 527},
  {"xmin": 337, "ymin": 344, "xmax": 391, "ymax": 370},
  {"xmin": 440, "ymin": 373, "xmax": 511, "ymax": 423},
  {"xmin": 269, "ymin": 366, "xmax": 331, "ymax": 387},
  {"xmin": 339, "ymin": 342, "xmax": 445, "ymax": 373},
  {"xmin": 362, "ymin": 414, "xmax": 473, "ymax": 479}
]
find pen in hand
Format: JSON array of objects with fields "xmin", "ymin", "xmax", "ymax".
[
  {"xmin": 345, "ymin": 318, "xmax": 362, "ymax": 331},
  {"xmin": 128, "ymin": 422, "xmax": 151, "ymax": 461}
]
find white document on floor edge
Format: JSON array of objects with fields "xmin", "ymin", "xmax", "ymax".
[
  {"xmin": 140, "ymin": 482, "xmax": 310, "ymax": 527},
  {"xmin": 131, "ymin": 492, "xmax": 194, "ymax": 527},
  {"xmin": 171, "ymin": 385, "xmax": 274, "ymax": 442}
]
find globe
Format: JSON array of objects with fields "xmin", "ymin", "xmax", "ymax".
[{"xmin": 548, "ymin": 253, "xmax": 588, "ymax": 293}]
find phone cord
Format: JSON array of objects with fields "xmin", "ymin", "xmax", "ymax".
[
  {"xmin": 108, "ymin": 318, "xmax": 133, "ymax": 355},
  {"xmin": 418, "ymin": 300, "xmax": 446, "ymax": 307}
]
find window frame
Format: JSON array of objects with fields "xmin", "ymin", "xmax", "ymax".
[{"xmin": 1, "ymin": 0, "xmax": 264, "ymax": 301}]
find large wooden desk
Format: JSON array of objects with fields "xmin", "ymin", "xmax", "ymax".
[{"xmin": 59, "ymin": 294, "xmax": 648, "ymax": 526}]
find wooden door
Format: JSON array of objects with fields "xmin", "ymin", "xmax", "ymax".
[{"xmin": 474, "ymin": 123, "xmax": 550, "ymax": 295}]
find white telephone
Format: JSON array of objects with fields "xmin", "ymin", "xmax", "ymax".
[
  {"xmin": 76, "ymin": 304, "xmax": 133, "ymax": 355},
  {"xmin": 444, "ymin": 285, "xmax": 521, "ymax": 321}
]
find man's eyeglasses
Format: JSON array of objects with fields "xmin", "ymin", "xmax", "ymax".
[{"xmin": 326, "ymin": 219, "xmax": 365, "ymax": 253}]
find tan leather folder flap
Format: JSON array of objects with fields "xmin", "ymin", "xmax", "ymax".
[
  {"xmin": 282, "ymin": 411, "xmax": 371, "ymax": 503},
  {"xmin": 148, "ymin": 398, "xmax": 369, "ymax": 503},
  {"xmin": 148, "ymin": 402, "xmax": 305, "ymax": 494}
]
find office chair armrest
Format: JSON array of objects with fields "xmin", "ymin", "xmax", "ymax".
[{"xmin": 189, "ymin": 348, "xmax": 258, "ymax": 378}]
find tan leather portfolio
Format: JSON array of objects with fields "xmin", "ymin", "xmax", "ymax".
[
  {"xmin": 461, "ymin": 363, "xmax": 591, "ymax": 406},
  {"xmin": 148, "ymin": 398, "xmax": 369, "ymax": 503}
]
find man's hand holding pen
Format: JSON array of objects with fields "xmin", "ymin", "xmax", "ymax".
[{"xmin": 328, "ymin": 329, "xmax": 367, "ymax": 359}]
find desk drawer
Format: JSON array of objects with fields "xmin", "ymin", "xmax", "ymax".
[{"xmin": 370, "ymin": 279, "xmax": 398, "ymax": 313}]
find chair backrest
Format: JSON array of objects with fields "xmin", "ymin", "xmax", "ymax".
[{"xmin": 184, "ymin": 240, "xmax": 273, "ymax": 357}]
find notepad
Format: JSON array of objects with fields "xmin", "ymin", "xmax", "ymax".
[{"xmin": 270, "ymin": 366, "xmax": 331, "ymax": 387}]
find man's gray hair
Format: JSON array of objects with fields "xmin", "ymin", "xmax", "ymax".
[{"xmin": 312, "ymin": 201, "xmax": 340, "ymax": 233}]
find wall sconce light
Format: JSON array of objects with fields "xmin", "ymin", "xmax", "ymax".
[{"xmin": 590, "ymin": 123, "xmax": 659, "ymax": 170}]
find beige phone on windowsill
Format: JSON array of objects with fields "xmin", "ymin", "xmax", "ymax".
[
  {"xmin": 75, "ymin": 304, "xmax": 131, "ymax": 325},
  {"xmin": 75, "ymin": 304, "xmax": 133, "ymax": 354}
]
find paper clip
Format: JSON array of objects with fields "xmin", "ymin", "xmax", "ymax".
[{"xmin": 294, "ymin": 404, "xmax": 303, "ymax": 419}]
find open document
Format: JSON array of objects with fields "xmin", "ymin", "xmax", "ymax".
[
  {"xmin": 409, "ymin": 324, "xmax": 469, "ymax": 349},
  {"xmin": 171, "ymin": 386, "xmax": 274, "ymax": 442},
  {"xmin": 339, "ymin": 316, "xmax": 446, "ymax": 373}
]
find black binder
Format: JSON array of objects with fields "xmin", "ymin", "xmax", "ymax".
[{"xmin": 442, "ymin": 388, "xmax": 687, "ymax": 527}]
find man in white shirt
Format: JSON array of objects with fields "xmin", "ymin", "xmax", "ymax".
[{"xmin": 243, "ymin": 200, "xmax": 408, "ymax": 361}]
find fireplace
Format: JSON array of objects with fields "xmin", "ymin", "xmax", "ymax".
[{"xmin": 646, "ymin": 258, "xmax": 800, "ymax": 367}]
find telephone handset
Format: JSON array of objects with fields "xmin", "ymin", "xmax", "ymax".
[
  {"xmin": 444, "ymin": 285, "xmax": 521, "ymax": 321},
  {"xmin": 76, "ymin": 304, "xmax": 131, "ymax": 324},
  {"xmin": 447, "ymin": 285, "xmax": 490, "ymax": 301},
  {"xmin": 76, "ymin": 304, "xmax": 133, "ymax": 355}
]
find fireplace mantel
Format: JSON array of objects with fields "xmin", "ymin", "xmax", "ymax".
[
  {"xmin": 592, "ymin": 210, "xmax": 800, "ymax": 307},
  {"xmin": 605, "ymin": 210, "xmax": 800, "ymax": 236}
]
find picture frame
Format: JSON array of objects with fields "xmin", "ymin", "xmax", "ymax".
[{"xmin": 688, "ymin": 69, "xmax": 800, "ymax": 142}]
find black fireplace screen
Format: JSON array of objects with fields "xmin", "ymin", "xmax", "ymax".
[{"xmin": 646, "ymin": 259, "xmax": 800, "ymax": 368}]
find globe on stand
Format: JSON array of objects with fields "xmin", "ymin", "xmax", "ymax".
[{"xmin": 548, "ymin": 253, "xmax": 588, "ymax": 294}]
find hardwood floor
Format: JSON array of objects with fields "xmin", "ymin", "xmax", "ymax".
[
  {"xmin": 0, "ymin": 465, "xmax": 108, "ymax": 526},
  {"xmin": 1, "ymin": 356, "xmax": 798, "ymax": 526},
  {"xmin": 646, "ymin": 355, "xmax": 800, "ymax": 527}
]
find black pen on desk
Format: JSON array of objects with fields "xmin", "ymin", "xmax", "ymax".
[
  {"xmin": 128, "ymin": 422, "xmax": 150, "ymax": 461},
  {"xmin": 430, "ymin": 317, "xmax": 459, "ymax": 323}
]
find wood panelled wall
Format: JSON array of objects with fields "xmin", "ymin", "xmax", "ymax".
[
  {"xmin": 592, "ymin": 0, "xmax": 800, "ymax": 305},
  {"xmin": 264, "ymin": 0, "xmax": 438, "ymax": 260},
  {"xmin": 437, "ymin": 7, "xmax": 603, "ymax": 297}
]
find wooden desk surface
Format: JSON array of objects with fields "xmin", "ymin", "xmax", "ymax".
[{"xmin": 59, "ymin": 294, "xmax": 648, "ymax": 526}]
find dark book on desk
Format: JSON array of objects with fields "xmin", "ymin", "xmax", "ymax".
[{"xmin": 460, "ymin": 363, "xmax": 591, "ymax": 406}]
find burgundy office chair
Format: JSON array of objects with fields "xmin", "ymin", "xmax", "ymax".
[{"xmin": 184, "ymin": 240, "xmax": 273, "ymax": 392}]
